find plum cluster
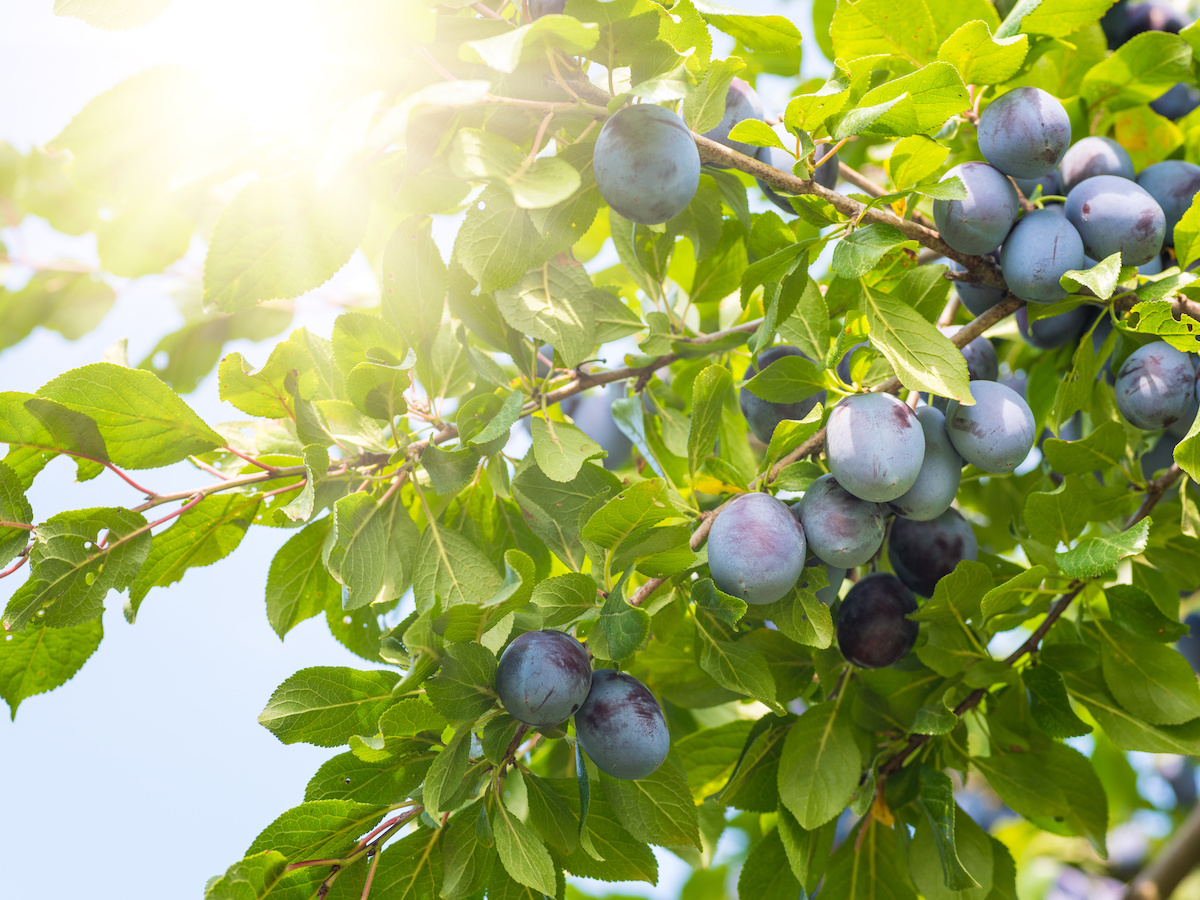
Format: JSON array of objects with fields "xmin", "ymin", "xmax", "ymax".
[{"xmin": 495, "ymin": 631, "xmax": 669, "ymax": 780}]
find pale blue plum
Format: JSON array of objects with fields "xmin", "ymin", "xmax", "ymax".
[
  {"xmin": 889, "ymin": 406, "xmax": 963, "ymax": 521},
  {"xmin": 978, "ymin": 87, "xmax": 1070, "ymax": 179},
  {"xmin": 708, "ymin": 492, "xmax": 806, "ymax": 605},
  {"xmin": 1114, "ymin": 341, "xmax": 1197, "ymax": 430},
  {"xmin": 945, "ymin": 381, "xmax": 1036, "ymax": 473},
  {"xmin": 1150, "ymin": 83, "xmax": 1200, "ymax": 120},
  {"xmin": 1065, "ymin": 174, "xmax": 1165, "ymax": 266},
  {"xmin": 948, "ymin": 254, "xmax": 1007, "ymax": 316},
  {"xmin": 1137, "ymin": 161, "xmax": 1200, "ymax": 246},
  {"xmin": 1000, "ymin": 209, "xmax": 1086, "ymax": 302},
  {"xmin": 496, "ymin": 631, "xmax": 592, "ymax": 727},
  {"xmin": 702, "ymin": 78, "xmax": 764, "ymax": 160},
  {"xmin": 826, "ymin": 393, "xmax": 926, "ymax": 503},
  {"xmin": 1016, "ymin": 306, "xmax": 1092, "ymax": 349},
  {"xmin": 1059, "ymin": 137, "xmax": 1135, "ymax": 193},
  {"xmin": 939, "ymin": 325, "xmax": 999, "ymax": 382},
  {"xmin": 593, "ymin": 105, "xmax": 700, "ymax": 225},
  {"xmin": 932, "ymin": 162, "xmax": 1021, "ymax": 255}
]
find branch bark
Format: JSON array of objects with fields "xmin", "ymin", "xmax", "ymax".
[{"xmin": 1124, "ymin": 803, "xmax": 1200, "ymax": 900}]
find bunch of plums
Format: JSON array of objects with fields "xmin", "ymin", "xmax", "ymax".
[{"xmin": 494, "ymin": 630, "xmax": 669, "ymax": 780}]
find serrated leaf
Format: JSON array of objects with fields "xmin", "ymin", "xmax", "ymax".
[
  {"xmin": 1081, "ymin": 31, "xmax": 1193, "ymax": 110},
  {"xmin": 861, "ymin": 285, "xmax": 973, "ymax": 402},
  {"xmin": 589, "ymin": 590, "xmax": 651, "ymax": 661},
  {"xmin": 1023, "ymin": 475, "xmax": 1094, "ymax": 547},
  {"xmin": 257, "ymin": 666, "xmax": 399, "ymax": 747},
  {"xmin": 1126, "ymin": 298, "xmax": 1200, "ymax": 353},
  {"xmin": 688, "ymin": 366, "xmax": 731, "ymax": 476},
  {"xmin": 0, "ymin": 462, "xmax": 33, "ymax": 568},
  {"xmin": 695, "ymin": 618, "xmax": 778, "ymax": 708},
  {"xmin": 265, "ymin": 519, "xmax": 339, "ymax": 638},
  {"xmin": 1062, "ymin": 253, "xmax": 1123, "ymax": 301},
  {"xmin": 203, "ymin": 850, "xmax": 289, "ymax": 900},
  {"xmin": 494, "ymin": 262, "xmax": 596, "ymax": 369},
  {"xmin": 326, "ymin": 492, "xmax": 421, "ymax": 610},
  {"xmin": 412, "ymin": 521, "xmax": 502, "ymax": 612},
  {"xmin": 530, "ymin": 416, "xmax": 603, "ymax": 483},
  {"xmin": 492, "ymin": 804, "xmax": 557, "ymax": 896},
  {"xmin": 425, "ymin": 642, "xmax": 497, "ymax": 722},
  {"xmin": 0, "ymin": 617, "xmax": 103, "ymax": 720},
  {"xmin": 582, "ymin": 478, "xmax": 675, "ymax": 550},
  {"xmin": 1064, "ymin": 668, "xmax": 1200, "ymax": 754},
  {"xmin": 832, "ymin": 224, "xmax": 918, "ymax": 279},
  {"xmin": 1100, "ymin": 632, "xmax": 1200, "ymax": 725},
  {"xmin": 1025, "ymin": 664, "xmax": 1092, "ymax": 738},
  {"xmin": 1056, "ymin": 519, "xmax": 1151, "ymax": 578},
  {"xmin": 461, "ymin": 15, "xmax": 599, "ymax": 74},
  {"xmin": 777, "ymin": 703, "xmax": 863, "ymax": 829},
  {"xmin": 683, "ymin": 56, "xmax": 746, "ymax": 134},
  {"xmin": 980, "ymin": 565, "xmax": 1048, "ymax": 620},
  {"xmin": 1106, "ymin": 584, "xmax": 1190, "ymax": 642},
  {"xmin": 821, "ymin": 817, "xmax": 917, "ymax": 900},
  {"xmin": 1043, "ymin": 421, "xmax": 1126, "ymax": 475},
  {"xmin": 423, "ymin": 726, "xmax": 475, "ymax": 816},
  {"xmin": 937, "ymin": 21, "xmax": 1027, "ymax": 84},
  {"xmin": 219, "ymin": 342, "xmax": 318, "ymax": 420},
  {"xmin": 916, "ymin": 767, "xmax": 978, "ymax": 892},
  {"xmin": 602, "ymin": 758, "xmax": 700, "ymax": 848},
  {"xmin": 854, "ymin": 61, "xmax": 970, "ymax": 138},
  {"xmin": 738, "ymin": 828, "xmax": 803, "ymax": 900},
  {"xmin": 0, "ymin": 392, "xmax": 108, "ymax": 486},
  {"xmin": 886, "ymin": 134, "xmax": 949, "ymax": 190}
]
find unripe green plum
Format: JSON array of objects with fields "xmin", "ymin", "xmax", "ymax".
[
  {"xmin": 836, "ymin": 573, "xmax": 919, "ymax": 668},
  {"xmin": 496, "ymin": 630, "xmax": 593, "ymax": 727},
  {"xmin": 593, "ymin": 105, "xmax": 700, "ymax": 225},
  {"xmin": 574, "ymin": 669, "xmax": 670, "ymax": 780},
  {"xmin": 708, "ymin": 492, "xmax": 806, "ymax": 604}
]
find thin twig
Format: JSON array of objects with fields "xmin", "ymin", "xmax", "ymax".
[{"xmin": 628, "ymin": 508, "xmax": 720, "ymax": 606}]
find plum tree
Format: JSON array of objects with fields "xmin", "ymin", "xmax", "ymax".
[
  {"xmin": 1114, "ymin": 341, "xmax": 1197, "ymax": 430},
  {"xmin": 825, "ymin": 392, "xmax": 926, "ymax": 502},
  {"xmin": 889, "ymin": 406, "xmax": 963, "ymax": 521},
  {"xmin": 756, "ymin": 141, "xmax": 837, "ymax": 214},
  {"xmin": 701, "ymin": 78, "xmax": 764, "ymax": 160},
  {"xmin": 592, "ymin": 104, "xmax": 700, "ymax": 225},
  {"xmin": 1136, "ymin": 160, "xmax": 1200, "ymax": 246},
  {"xmin": 707, "ymin": 492, "xmax": 806, "ymax": 604},
  {"xmin": 1016, "ymin": 305, "xmax": 1093, "ymax": 349},
  {"xmin": 495, "ymin": 630, "xmax": 593, "ymax": 727},
  {"xmin": 738, "ymin": 345, "xmax": 825, "ymax": 444},
  {"xmin": 835, "ymin": 573, "xmax": 919, "ymax": 668},
  {"xmin": 888, "ymin": 508, "xmax": 979, "ymax": 598},
  {"xmin": 795, "ymin": 473, "xmax": 886, "ymax": 568},
  {"xmin": 1000, "ymin": 209, "xmax": 1086, "ymax": 302},
  {"xmin": 939, "ymin": 325, "xmax": 999, "ymax": 382},
  {"xmin": 945, "ymin": 380, "xmax": 1036, "ymax": 473},
  {"xmin": 1058, "ymin": 136, "xmax": 1135, "ymax": 192},
  {"xmin": 574, "ymin": 669, "xmax": 670, "ymax": 780},
  {"xmin": 932, "ymin": 161, "xmax": 1021, "ymax": 254},
  {"xmin": 977, "ymin": 87, "xmax": 1070, "ymax": 179},
  {"xmin": 1065, "ymin": 174, "xmax": 1166, "ymax": 266}
]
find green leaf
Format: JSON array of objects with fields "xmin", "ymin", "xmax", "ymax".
[
  {"xmin": 257, "ymin": 666, "xmax": 400, "ymax": 747},
  {"xmin": 1023, "ymin": 475, "xmax": 1094, "ymax": 547},
  {"xmin": 440, "ymin": 802, "xmax": 495, "ymax": 900},
  {"xmin": 744, "ymin": 354, "xmax": 825, "ymax": 404},
  {"xmin": 785, "ymin": 66, "xmax": 851, "ymax": 135},
  {"xmin": 688, "ymin": 366, "xmax": 731, "ymax": 476},
  {"xmin": 692, "ymin": 0, "xmax": 802, "ymax": 51},
  {"xmin": 218, "ymin": 343, "xmax": 318, "ymax": 420},
  {"xmin": 937, "ymin": 21, "xmax": 1027, "ymax": 84},
  {"xmin": 530, "ymin": 416, "xmax": 603, "ymax": 483},
  {"xmin": 346, "ymin": 825, "xmax": 442, "ymax": 900},
  {"xmin": 1174, "ymin": 195, "xmax": 1200, "ymax": 271},
  {"xmin": 265, "ymin": 519, "xmax": 340, "ymax": 639},
  {"xmin": 830, "ymin": 0, "xmax": 939, "ymax": 64},
  {"xmin": 1064, "ymin": 668, "xmax": 1200, "ymax": 754},
  {"xmin": 0, "ymin": 461, "xmax": 33, "ymax": 568},
  {"xmin": 589, "ymin": 590, "xmax": 652, "ymax": 661},
  {"xmin": 998, "ymin": 0, "xmax": 1111, "ymax": 36},
  {"xmin": 512, "ymin": 459, "xmax": 620, "ymax": 571},
  {"xmin": 0, "ymin": 617, "xmax": 102, "ymax": 720},
  {"xmin": 1106, "ymin": 584, "xmax": 1190, "ymax": 642},
  {"xmin": 423, "ymin": 726, "xmax": 475, "ymax": 816},
  {"xmin": 886, "ymin": 135, "xmax": 949, "ymax": 190},
  {"xmin": 3, "ymin": 507, "xmax": 151, "ymax": 631},
  {"xmin": 461, "ymin": 16, "xmax": 599, "ymax": 73},
  {"xmin": 494, "ymin": 263, "xmax": 596, "ymax": 369},
  {"xmin": 673, "ymin": 719, "xmax": 754, "ymax": 799},
  {"xmin": 1025, "ymin": 665, "xmax": 1092, "ymax": 738},
  {"xmin": 95, "ymin": 196, "xmax": 192, "ymax": 277},
  {"xmin": 305, "ymin": 750, "xmax": 428, "ymax": 805},
  {"xmin": 861, "ymin": 285, "xmax": 973, "ymax": 402},
  {"xmin": 0, "ymin": 392, "xmax": 108, "ymax": 486},
  {"xmin": 326, "ymin": 492, "xmax": 421, "ymax": 610},
  {"xmin": 727, "ymin": 119, "xmax": 785, "ymax": 150},
  {"xmin": 1042, "ymin": 421, "xmax": 1126, "ymax": 475},
  {"xmin": 915, "ymin": 767, "xmax": 980, "ymax": 892},
  {"xmin": 524, "ymin": 771, "xmax": 578, "ymax": 855},
  {"xmin": 455, "ymin": 187, "xmax": 549, "ymax": 293},
  {"xmin": 379, "ymin": 697, "xmax": 448, "ymax": 738},
  {"xmin": 126, "ymin": 492, "xmax": 260, "ymax": 621},
  {"xmin": 981, "ymin": 565, "xmax": 1048, "ymax": 620},
  {"xmin": 766, "ymin": 572, "xmax": 834, "ymax": 649},
  {"xmin": 1028, "ymin": 740, "xmax": 1109, "ymax": 856},
  {"xmin": 203, "ymin": 850, "xmax": 289, "ymax": 900},
  {"xmin": 602, "ymin": 758, "xmax": 700, "ymax": 848},
  {"xmin": 910, "ymin": 803, "xmax": 991, "ymax": 900},
  {"xmin": 582, "ymin": 478, "xmax": 676, "ymax": 550},
  {"xmin": 777, "ymin": 703, "xmax": 863, "ymax": 829},
  {"xmin": 1056, "ymin": 519, "xmax": 1151, "ymax": 578},
  {"xmin": 412, "ymin": 521, "xmax": 503, "ymax": 612},
  {"xmin": 1126, "ymin": 299, "xmax": 1200, "ymax": 354},
  {"xmin": 832, "ymin": 224, "xmax": 917, "ymax": 279},
  {"xmin": 425, "ymin": 642, "xmax": 497, "ymax": 722},
  {"xmin": 1083, "ymin": 31, "xmax": 1193, "ymax": 110},
  {"xmin": 738, "ymin": 828, "xmax": 803, "ymax": 900},
  {"xmin": 54, "ymin": 0, "xmax": 172, "ymax": 30},
  {"xmin": 382, "ymin": 218, "xmax": 448, "ymax": 347},
  {"xmin": 821, "ymin": 817, "xmax": 917, "ymax": 900},
  {"xmin": 37, "ymin": 363, "xmax": 223, "ymax": 469},
  {"xmin": 1099, "ymin": 632, "xmax": 1200, "ymax": 725},
  {"xmin": 853, "ymin": 61, "xmax": 970, "ymax": 138},
  {"xmin": 545, "ymin": 775, "xmax": 658, "ymax": 882},
  {"xmin": 492, "ymin": 804, "xmax": 557, "ymax": 896},
  {"xmin": 683, "ymin": 56, "xmax": 746, "ymax": 134},
  {"xmin": 695, "ymin": 618, "xmax": 779, "ymax": 708},
  {"xmin": 204, "ymin": 172, "xmax": 369, "ymax": 312},
  {"xmin": 451, "ymin": 128, "xmax": 582, "ymax": 210},
  {"xmin": 1062, "ymin": 253, "xmax": 1123, "ymax": 300}
]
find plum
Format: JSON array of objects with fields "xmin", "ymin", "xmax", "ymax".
[
  {"xmin": 1058, "ymin": 137, "xmax": 1135, "ymax": 194},
  {"xmin": 593, "ymin": 104, "xmax": 700, "ymax": 225},
  {"xmin": 1016, "ymin": 305, "xmax": 1093, "ymax": 349},
  {"xmin": 572, "ymin": 384, "xmax": 633, "ymax": 470},
  {"xmin": 792, "ymin": 553, "xmax": 846, "ymax": 606},
  {"xmin": 1013, "ymin": 172, "xmax": 1060, "ymax": 201},
  {"xmin": 739, "ymin": 345, "xmax": 825, "ymax": 444},
  {"xmin": 887, "ymin": 507, "xmax": 978, "ymax": 598},
  {"xmin": 529, "ymin": 0, "xmax": 566, "ymax": 17},
  {"xmin": 948, "ymin": 254, "xmax": 1007, "ymax": 317},
  {"xmin": 1137, "ymin": 160, "xmax": 1200, "ymax": 246},
  {"xmin": 702, "ymin": 78, "xmax": 764, "ymax": 161},
  {"xmin": 1102, "ymin": 0, "xmax": 1130, "ymax": 47},
  {"xmin": 939, "ymin": 325, "xmax": 999, "ymax": 382},
  {"xmin": 1065, "ymin": 174, "xmax": 1166, "ymax": 266},
  {"xmin": 1114, "ymin": 341, "xmax": 1197, "ymax": 430},
  {"xmin": 795, "ymin": 474, "xmax": 887, "ymax": 568},
  {"xmin": 836, "ymin": 573, "xmax": 919, "ymax": 668},
  {"xmin": 574, "ymin": 669, "xmax": 669, "ymax": 780},
  {"xmin": 889, "ymin": 406, "xmax": 963, "ymax": 521},
  {"xmin": 1000, "ymin": 209, "xmax": 1086, "ymax": 302},
  {"xmin": 978, "ymin": 87, "xmax": 1071, "ymax": 179},
  {"xmin": 1126, "ymin": 0, "xmax": 1188, "ymax": 36},
  {"xmin": 945, "ymin": 380, "xmax": 1036, "ymax": 473},
  {"xmin": 835, "ymin": 341, "xmax": 871, "ymax": 385},
  {"xmin": 755, "ymin": 141, "xmax": 837, "ymax": 214},
  {"xmin": 708, "ymin": 492, "xmax": 806, "ymax": 605},
  {"xmin": 1150, "ymin": 83, "xmax": 1200, "ymax": 120},
  {"xmin": 812, "ymin": 142, "xmax": 839, "ymax": 190},
  {"xmin": 496, "ymin": 631, "xmax": 593, "ymax": 727},
  {"xmin": 932, "ymin": 162, "xmax": 1021, "ymax": 255},
  {"xmin": 825, "ymin": 393, "xmax": 926, "ymax": 503}
]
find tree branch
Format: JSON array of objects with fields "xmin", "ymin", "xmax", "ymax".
[
  {"xmin": 628, "ymin": 508, "xmax": 719, "ymax": 607},
  {"xmin": 1124, "ymin": 802, "xmax": 1200, "ymax": 900}
]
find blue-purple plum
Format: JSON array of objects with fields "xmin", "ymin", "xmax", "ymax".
[
  {"xmin": 702, "ymin": 78, "xmax": 764, "ymax": 160},
  {"xmin": 835, "ymin": 341, "xmax": 871, "ymax": 385},
  {"xmin": 945, "ymin": 380, "xmax": 1036, "ymax": 473},
  {"xmin": 529, "ymin": 0, "xmax": 565, "ymax": 17},
  {"xmin": 1180, "ymin": 612, "xmax": 1200, "ymax": 674},
  {"xmin": 1065, "ymin": 175, "xmax": 1166, "ymax": 266},
  {"xmin": 1114, "ymin": 341, "xmax": 1197, "ymax": 430},
  {"xmin": 826, "ymin": 393, "xmax": 926, "ymax": 503},
  {"xmin": 978, "ymin": 87, "xmax": 1071, "ymax": 179},
  {"xmin": 708, "ymin": 492, "xmax": 806, "ymax": 604},
  {"xmin": 739, "ymin": 345, "xmax": 825, "ymax": 444},
  {"xmin": 1013, "ymin": 172, "xmax": 1061, "ymax": 201},
  {"xmin": 574, "ymin": 669, "xmax": 669, "ymax": 780},
  {"xmin": 949, "ymin": 254, "xmax": 1007, "ymax": 316},
  {"xmin": 593, "ymin": 105, "xmax": 700, "ymax": 225},
  {"xmin": 940, "ymin": 325, "xmax": 999, "ymax": 382},
  {"xmin": 887, "ymin": 508, "xmax": 978, "ymax": 598},
  {"xmin": 889, "ymin": 406, "xmax": 963, "ymax": 521},
  {"xmin": 1151, "ymin": 83, "xmax": 1200, "ymax": 119},
  {"xmin": 836, "ymin": 573, "xmax": 919, "ymax": 668},
  {"xmin": 572, "ymin": 385, "xmax": 632, "ymax": 470},
  {"xmin": 1016, "ymin": 305, "xmax": 1093, "ymax": 349},
  {"xmin": 496, "ymin": 631, "xmax": 592, "ymax": 727},
  {"xmin": 933, "ymin": 162, "xmax": 1021, "ymax": 255},
  {"xmin": 1126, "ymin": 0, "xmax": 1188, "ymax": 36},
  {"xmin": 1102, "ymin": 0, "xmax": 1130, "ymax": 47},
  {"xmin": 796, "ymin": 474, "xmax": 887, "ymax": 568},
  {"xmin": 1059, "ymin": 137, "xmax": 1135, "ymax": 193},
  {"xmin": 812, "ymin": 142, "xmax": 839, "ymax": 190},
  {"xmin": 1137, "ymin": 161, "xmax": 1200, "ymax": 246},
  {"xmin": 793, "ymin": 554, "xmax": 846, "ymax": 606},
  {"xmin": 1000, "ymin": 209, "xmax": 1086, "ymax": 302}
]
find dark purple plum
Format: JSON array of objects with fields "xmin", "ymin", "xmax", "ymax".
[
  {"xmin": 836, "ymin": 573, "xmax": 919, "ymax": 668},
  {"xmin": 999, "ymin": 209, "xmax": 1086, "ymax": 303},
  {"xmin": 948, "ymin": 254, "xmax": 1007, "ymax": 317},
  {"xmin": 702, "ymin": 78, "xmax": 764, "ymax": 161},
  {"xmin": 1114, "ymin": 341, "xmax": 1197, "ymax": 430},
  {"xmin": 593, "ymin": 105, "xmax": 700, "ymax": 225},
  {"xmin": 1179, "ymin": 612, "xmax": 1200, "ymax": 673},
  {"xmin": 795, "ymin": 474, "xmax": 887, "ymax": 568},
  {"xmin": 496, "ymin": 631, "xmax": 593, "ymax": 727},
  {"xmin": 932, "ymin": 162, "xmax": 1021, "ymax": 255},
  {"xmin": 572, "ymin": 384, "xmax": 632, "ymax": 470},
  {"xmin": 1016, "ymin": 306, "xmax": 1093, "ymax": 349},
  {"xmin": 1137, "ymin": 161, "xmax": 1200, "ymax": 246},
  {"xmin": 978, "ymin": 87, "xmax": 1071, "ymax": 179},
  {"xmin": 1065, "ymin": 174, "xmax": 1166, "ymax": 266},
  {"xmin": 812, "ymin": 142, "xmax": 839, "ymax": 190},
  {"xmin": 1151, "ymin": 83, "xmax": 1200, "ymax": 119},
  {"xmin": 887, "ymin": 508, "xmax": 978, "ymax": 598},
  {"xmin": 939, "ymin": 326, "xmax": 999, "ymax": 382},
  {"xmin": 739, "ymin": 345, "xmax": 825, "ymax": 444},
  {"xmin": 528, "ymin": 0, "xmax": 566, "ymax": 17},
  {"xmin": 889, "ymin": 406, "xmax": 963, "ymax": 521},
  {"xmin": 835, "ymin": 341, "xmax": 871, "ymax": 385},
  {"xmin": 708, "ymin": 492, "xmax": 806, "ymax": 605},
  {"xmin": 825, "ymin": 393, "xmax": 926, "ymax": 503},
  {"xmin": 945, "ymin": 380, "xmax": 1036, "ymax": 473},
  {"xmin": 1058, "ymin": 137, "xmax": 1135, "ymax": 194},
  {"xmin": 794, "ymin": 555, "xmax": 846, "ymax": 606},
  {"xmin": 1102, "ymin": 0, "xmax": 1130, "ymax": 47},
  {"xmin": 574, "ymin": 669, "xmax": 669, "ymax": 780},
  {"xmin": 1126, "ymin": 0, "xmax": 1188, "ymax": 36}
]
